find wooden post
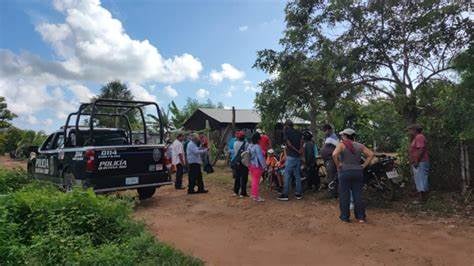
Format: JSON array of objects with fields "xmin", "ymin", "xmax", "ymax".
[
  {"xmin": 232, "ymin": 106, "xmax": 236, "ymax": 130},
  {"xmin": 461, "ymin": 140, "xmax": 467, "ymax": 195}
]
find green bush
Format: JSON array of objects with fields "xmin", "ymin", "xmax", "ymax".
[
  {"xmin": 0, "ymin": 168, "xmax": 33, "ymax": 194},
  {"xmin": 0, "ymin": 169, "xmax": 202, "ymax": 265}
]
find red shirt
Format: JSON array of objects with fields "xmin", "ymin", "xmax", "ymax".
[
  {"xmin": 258, "ymin": 134, "xmax": 271, "ymax": 156},
  {"xmin": 200, "ymin": 135, "xmax": 209, "ymax": 148},
  {"xmin": 409, "ymin": 133, "xmax": 429, "ymax": 163}
]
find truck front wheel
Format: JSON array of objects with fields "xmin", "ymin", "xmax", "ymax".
[{"xmin": 137, "ymin": 187, "xmax": 156, "ymax": 200}]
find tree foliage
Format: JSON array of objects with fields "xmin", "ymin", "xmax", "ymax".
[
  {"xmin": 168, "ymin": 98, "xmax": 223, "ymax": 129},
  {"xmin": 282, "ymin": 0, "xmax": 471, "ymax": 123},
  {"xmin": 94, "ymin": 81, "xmax": 140, "ymax": 129},
  {"xmin": 0, "ymin": 97, "xmax": 17, "ymax": 129}
]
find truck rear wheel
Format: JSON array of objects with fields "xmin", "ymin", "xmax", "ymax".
[{"xmin": 137, "ymin": 187, "xmax": 156, "ymax": 200}]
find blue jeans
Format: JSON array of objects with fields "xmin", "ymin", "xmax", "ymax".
[
  {"xmin": 283, "ymin": 156, "xmax": 302, "ymax": 196},
  {"xmin": 412, "ymin": 161, "xmax": 429, "ymax": 192},
  {"xmin": 338, "ymin": 169, "xmax": 365, "ymax": 221}
]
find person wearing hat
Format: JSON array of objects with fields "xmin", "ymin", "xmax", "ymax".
[
  {"xmin": 256, "ymin": 128, "xmax": 271, "ymax": 157},
  {"xmin": 232, "ymin": 131, "xmax": 249, "ymax": 197},
  {"xmin": 407, "ymin": 124, "xmax": 429, "ymax": 203},
  {"xmin": 332, "ymin": 128, "xmax": 374, "ymax": 223},
  {"xmin": 266, "ymin": 148, "xmax": 282, "ymax": 191}
]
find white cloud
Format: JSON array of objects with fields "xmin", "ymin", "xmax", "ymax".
[
  {"xmin": 68, "ymin": 84, "xmax": 95, "ymax": 102},
  {"xmin": 26, "ymin": 115, "xmax": 39, "ymax": 125},
  {"xmin": 209, "ymin": 63, "xmax": 245, "ymax": 84},
  {"xmin": 30, "ymin": 0, "xmax": 203, "ymax": 83},
  {"xmin": 242, "ymin": 80, "xmax": 259, "ymax": 93},
  {"xmin": 163, "ymin": 85, "xmax": 178, "ymax": 98},
  {"xmin": 128, "ymin": 82, "xmax": 157, "ymax": 102},
  {"xmin": 43, "ymin": 118, "xmax": 54, "ymax": 127},
  {"xmin": 0, "ymin": 0, "xmax": 202, "ymax": 130},
  {"xmin": 238, "ymin": 25, "xmax": 248, "ymax": 32},
  {"xmin": 196, "ymin": 88, "xmax": 210, "ymax": 99}
]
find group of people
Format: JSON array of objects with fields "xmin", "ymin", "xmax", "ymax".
[
  {"xmin": 169, "ymin": 132, "xmax": 211, "ymax": 194},
  {"xmin": 167, "ymin": 121, "xmax": 430, "ymax": 223}
]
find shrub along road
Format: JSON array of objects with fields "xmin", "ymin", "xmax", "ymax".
[{"xmin": 135, "ymin": 165, "xmax": 474, "ymax": 266}]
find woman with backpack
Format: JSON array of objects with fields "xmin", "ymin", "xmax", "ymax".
[
  {"xmin": 248, "ymin": 132, "xmax": 267, "ymax": 202},
  {"xmin": 231, "ymin": 131, "xmax": 249, "ymax": 197}
]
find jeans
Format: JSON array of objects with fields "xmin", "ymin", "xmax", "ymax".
[
  {"xmin": 338, "ymin": 169, "xmax": 365, "ymax": 221},
  {"xmin": 188, "ymin": 163, "xmax": 205, "ymax": 193},
  {"xmin": 175, "ymin": 163, "xmax": 183, "ymax": 189},
  {"xmin": 233, "ymin": 164, "xmax": 249, "ymax": 195},
  {"xmin": 283, "ymin": 156, "xmax": 302, "ymax": 196},
  {"xmin": 412, "ymin": 161, "xmax": 429, "ymax": 192}
]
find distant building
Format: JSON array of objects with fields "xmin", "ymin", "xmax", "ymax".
[{"xmin": 183, "ymin": 108, "xmax": 309, "ymax": 144}]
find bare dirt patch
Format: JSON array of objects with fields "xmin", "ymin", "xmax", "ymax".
[
  {"xmin": 135, "ymin": 165, "xmax": 474, "ymax": 266},
  {"xmin": 0, "ymin": 156, "xmax": 26, "ymax": 170}
]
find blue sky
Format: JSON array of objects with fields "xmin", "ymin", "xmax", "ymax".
[{"xmin": 0, "ymin": 0, "xmax": 286, "ymax": 132}]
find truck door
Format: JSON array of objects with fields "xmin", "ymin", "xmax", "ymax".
[
  {"xmin": 35, "ymin": 133, "xmax": 55, "ymax": 181},
  {"xmin": 35, "ymin": 133, "xmax": 64, "ymax": 184}
]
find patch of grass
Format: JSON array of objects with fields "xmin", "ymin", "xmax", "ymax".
[
  {"xmin": 0, "ymin": 168, "xmax": 32, "ymax": 194},
  {"xmin": 0, "ymin": 168, "xmax": 203, "ymax": 265}
]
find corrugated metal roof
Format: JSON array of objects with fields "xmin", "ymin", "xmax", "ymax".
[{"xmin": 197, "ymin": 108, "xmax": 309, "ymax": 125}]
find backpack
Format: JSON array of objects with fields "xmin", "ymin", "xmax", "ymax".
[
  {"xmin": 240, "ymin": 150, "xmax": 250, "ymax": 167},
  {"xmin": 230, "ymin": 141, "xmax": 247, "ymax": 169}
]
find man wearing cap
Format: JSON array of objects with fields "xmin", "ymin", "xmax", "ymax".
[
  {"xmin": 278, "ymin": 120, "xmax": 304, "ymax": 201},
  {"xmin": 257, "ymin": 128, "xmax": 271, "ymax": 157},
  {"xmin": 321, "ymin": 124, "xmax": 339, "ymax": 198},
  {"xmin": 408, "ymin": 124, "xmax": 429, "ymax": 203}
]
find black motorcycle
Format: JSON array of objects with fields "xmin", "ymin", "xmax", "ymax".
[{"xmin": 363, "ymin": 155, "xmax": 404, "ymax": 201}]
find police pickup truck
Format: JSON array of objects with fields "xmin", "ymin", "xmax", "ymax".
[{"xmin": 27, "ymin": 99, "xmax": 172, "ymax": 199}]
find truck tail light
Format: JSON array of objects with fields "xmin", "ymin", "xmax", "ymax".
[{"xmin": 85, "ymin": 149, "xmax": 95, "ymax": 172}]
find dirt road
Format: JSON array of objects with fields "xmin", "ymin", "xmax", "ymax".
[{"xmin": 135, "ymin": 167, "xmax": 474, "ymax": 266}]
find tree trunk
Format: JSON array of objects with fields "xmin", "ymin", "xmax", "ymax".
[{"xmin": 460, "ymin": 140, "xmax": 471, "ymax": 196}]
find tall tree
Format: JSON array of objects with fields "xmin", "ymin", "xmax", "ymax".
[
  {"xmin": 94, "ymin": 81, "xmax": 139, "ymax": 128},
  {"xmin": 282, "ymin": 0, "xmax": 471, "ymax": 123},
  {"xmin": 0, "ymin": 97, "xmax": 17, "ymax": 129}
]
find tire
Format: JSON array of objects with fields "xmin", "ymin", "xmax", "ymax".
[{"xmin": 137, "ymin": 187, "xmax": 156, "ymax": 200}]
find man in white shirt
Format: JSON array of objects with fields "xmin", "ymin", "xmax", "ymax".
[{"xmin": 171, "ymin": 133, "xmax": 186, "ymax": 190}]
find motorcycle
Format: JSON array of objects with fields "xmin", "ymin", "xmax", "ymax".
[{"xmin": 363, "ymin": 154, "xmax": 404, "ymax": 201}]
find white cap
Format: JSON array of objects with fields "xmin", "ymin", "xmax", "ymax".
[
  {"xmin": 268, "ymin": 149, "xmax": 274, "ymax": 154},
  {"xmin": 256, "ymin": 128, "xmax": 263, "ymax": 134},
  {"xmin": 339, "ymin": 128, "xmax": 356, "ymax": 136}
]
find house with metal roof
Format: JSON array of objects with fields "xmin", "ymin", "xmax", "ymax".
[
  {"xmin": 183, "ymin": 108, "xmax": 309, "ymax": 131},
  {"xmin": 183, "ymin": 108, "xmax": 309, "ymax": 144}
]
